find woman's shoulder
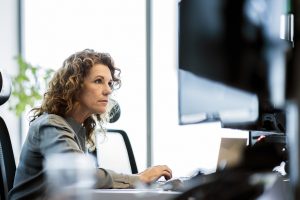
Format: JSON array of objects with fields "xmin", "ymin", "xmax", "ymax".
[{"xmin": 31, "ymin": 113, "xmax": 69, "ymax": 128}]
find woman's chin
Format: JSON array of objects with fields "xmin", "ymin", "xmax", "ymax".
[{"xmin": 96, "ymin": 108, "xmax": 106, "ymax": 114}]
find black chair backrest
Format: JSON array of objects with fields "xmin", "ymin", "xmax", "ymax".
[
  {"xmin": 0, "ymin": 117, "xmax": 16, "ymax": 200},
  {"xmin": 0, "ymin": 71, "xmax": 11, "ymax": 106},
  {"xmin": 0, "ymin": 70, "xmax": 15, "ymax": 200}
]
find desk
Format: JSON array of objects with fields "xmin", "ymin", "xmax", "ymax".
[
  {"xmin": 88, "ymin": 175, "xmax": 290, "ymax": 200},
  {"xmin": 89, "ymin": 189, "xmax": 180, "ymax": 200}
]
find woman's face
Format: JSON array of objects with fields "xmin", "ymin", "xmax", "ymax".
[{"xmin": 78, "ymin": 64, "xmax": 113, "ymax": 115}]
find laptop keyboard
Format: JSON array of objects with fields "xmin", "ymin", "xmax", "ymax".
[{"xmin": 155, "ymin": 177, "xmax": 192, "ymax": 191}]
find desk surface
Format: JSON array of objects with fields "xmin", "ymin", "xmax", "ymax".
[
  {"xmin": 89, "ymin": 189, "xmax": 180, "ymax": 200},
  {"xmin": 88, "ymin": 175, "xmax": 290, "ymax": 200}
]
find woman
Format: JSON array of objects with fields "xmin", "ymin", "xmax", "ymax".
[{"xmin": 9, "ymin": 49, "xmax": 172, "ymax": 199}]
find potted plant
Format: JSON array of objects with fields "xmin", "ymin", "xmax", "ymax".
[{"xmin": 9, "ymin": 56, "xmax": 54, "ymax": 116}]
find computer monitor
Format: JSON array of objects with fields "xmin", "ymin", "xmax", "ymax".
[{"xmin": 178, "ymin": 0, "xmax": 288, "ymax": 131}]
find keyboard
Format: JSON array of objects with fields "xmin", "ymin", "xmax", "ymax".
[{"xmin": 155, "ymin": 177, "xmax": 191, "ymax": 191}]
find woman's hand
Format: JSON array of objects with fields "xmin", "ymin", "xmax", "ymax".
[{"xmin": 138, "ymin": 165, "xmax": 172, "ymax": 184}]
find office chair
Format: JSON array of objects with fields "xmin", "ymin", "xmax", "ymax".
[
  {"xmin": 96, "ymin": 129, "xmax": 138, "ymax": 174},
  {"xmin": 0, "ymin": 71, "xmax": 15, "ymax": 200},
  {"xmin": 0, "ymin": 117, "xmax": 16, "ymax": 200},
  {"xmin": 94, "ymin": 100, "xmax": 138, "ymax": 174}
]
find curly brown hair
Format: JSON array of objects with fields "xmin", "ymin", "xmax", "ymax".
[{"xmin": 30, "ymin": 49, "xmax": 121, "ymax": 145}]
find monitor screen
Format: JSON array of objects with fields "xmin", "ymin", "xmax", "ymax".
[{"xmin": 178, "ymin": 0, "xmax": 287, "ymax": 130}]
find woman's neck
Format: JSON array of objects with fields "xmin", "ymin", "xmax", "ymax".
[{"xmin": 67, "ymin": 106, "xmax": 90, "ymax": 124}]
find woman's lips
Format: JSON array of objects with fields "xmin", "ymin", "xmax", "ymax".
[
  {"xmin": 98, "ymin": 100, "xmax": 108, "ymax": 105},
  {"xmin": 98, "ymin": 99, "xmax": 108, "ymax": 102}
]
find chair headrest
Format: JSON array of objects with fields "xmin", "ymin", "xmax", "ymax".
[
  {"xmin": 0, "ymin": 70, "xmax": 12, "ymax": 106},
  {"xmin": 108, "ymin": 99, "xmax": 121, "ymax": 123}
]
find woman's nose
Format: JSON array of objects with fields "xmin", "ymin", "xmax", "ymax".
[{"xmin": 103, "ymin": 84, "xmax": 112, "ymax": 95}]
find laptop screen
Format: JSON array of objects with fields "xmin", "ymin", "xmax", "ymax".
[{"xmin": 217, "ymin": 137, "xmax": 248, "ymax": 170}]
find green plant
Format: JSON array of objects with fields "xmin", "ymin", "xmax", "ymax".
[{"xmin": 9, "ymin": 56, "xmax": 54, "ymax": 116}]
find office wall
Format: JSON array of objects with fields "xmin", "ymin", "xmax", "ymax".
[{"xmin": 0, "ymin": 0, "xmax": 21, "ymax": 162}]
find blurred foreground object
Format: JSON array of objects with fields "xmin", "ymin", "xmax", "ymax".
[{"xmin": 45, "ymin": 153, "xmax": 97, "ymax": 200}]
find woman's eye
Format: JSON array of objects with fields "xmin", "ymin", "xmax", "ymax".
[{"xmin": 95, "ymin": 79, "xmax": 103, "ymax": 84}]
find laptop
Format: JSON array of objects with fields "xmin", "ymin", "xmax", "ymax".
[
  {"xmin": 155, "ymin": 137, "xmax": 248, "ymax": 191},
  {"xmin": 216, "ymin": 137, "xmax": 248, "ymax": 170}
]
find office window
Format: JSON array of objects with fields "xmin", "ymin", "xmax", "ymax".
[{"xmin": 23, "ymin": 0, "xmax": 147, "ymax": 170}]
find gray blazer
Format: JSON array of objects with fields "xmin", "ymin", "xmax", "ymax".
[{"xmin": 8, "ymin": 113, "xmax": 139, "ymax": 200}]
